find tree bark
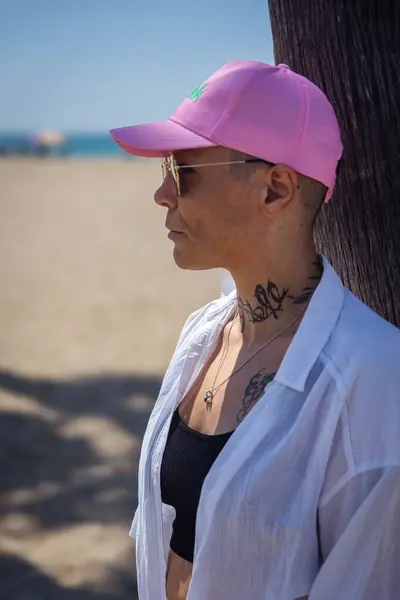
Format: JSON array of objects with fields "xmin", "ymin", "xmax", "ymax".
[{"xmin": 268, "ymin": 1, "xmax": 400, "ymax": 326}]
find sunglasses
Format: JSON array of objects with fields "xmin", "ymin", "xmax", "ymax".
[{"xmin": 161, "ymin": 154, "xmax": 272, "ymax": 196}]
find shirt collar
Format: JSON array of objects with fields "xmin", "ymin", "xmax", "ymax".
[
  {"xmin": 274, "ymin": 255, "xmax": 345, "ymax": 392},
  {"xmin": 213, "ymin": 256, "xmax": 344, "ymax": 393}
]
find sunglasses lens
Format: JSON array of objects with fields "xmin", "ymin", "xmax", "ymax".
[
  {"xmin": 168, "ymin": 156, "xmax": 175, "ymax": 181},
  {"xmin": 169, "ymin": 156, "xmax": 180, "ymax": 195},
  {"xmin": 161, "ymin": 156, "xmax": 180, "ymax": 195}
]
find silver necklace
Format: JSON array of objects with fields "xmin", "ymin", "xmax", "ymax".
[
  {"xmin": 204, "ymin": 302, "xmax": 309, "ymax": 411},
  {"xmin": 204, "ymin": 311, "xmax": 239, "ymax": 410}
]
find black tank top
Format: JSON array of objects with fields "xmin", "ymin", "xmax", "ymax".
[{"xmin": 160, "ymin": 406, "xmax": 234, "ymax": 563}]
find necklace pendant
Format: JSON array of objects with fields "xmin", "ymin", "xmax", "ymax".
[{"xmin": 204, "ymin": 389, "xmax": 213, "ymax": 411}]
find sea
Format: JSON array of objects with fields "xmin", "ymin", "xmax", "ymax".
[{"xmin": 0, "ymin": 133, "xmax": 126, "ymax": 157}]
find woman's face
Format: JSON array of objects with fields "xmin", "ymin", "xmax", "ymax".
[{"xmin": 154, "ymin": 147, "xmax": 267, "ymax": 272}]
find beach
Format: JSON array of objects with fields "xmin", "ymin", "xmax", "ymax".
[{"xmin": 0, "ymin": 158, "xmax": 220, "ymax": 598}]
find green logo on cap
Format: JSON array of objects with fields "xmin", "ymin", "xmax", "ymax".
[{"xmin": 188, "ymin": 83, "xmax": 208, "ymax": 102}]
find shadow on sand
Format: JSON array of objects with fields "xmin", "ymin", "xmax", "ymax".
[{"xmin": 0, "ymin": 369, "xmax": 162, "ymax": 599}]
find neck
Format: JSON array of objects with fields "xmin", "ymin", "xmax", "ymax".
[{"xmin": 230, "ymin": 246, "xmax": 322, "ymax": 346}]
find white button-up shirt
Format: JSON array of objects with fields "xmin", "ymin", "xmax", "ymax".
[{"xmin": 132, "ymin": 257, "xmax": 400, "ymax": 600}]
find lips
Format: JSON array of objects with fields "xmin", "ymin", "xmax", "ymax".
[{"xmin": 166, "ymin": 224, "xmax": 183, "ymax": 234}]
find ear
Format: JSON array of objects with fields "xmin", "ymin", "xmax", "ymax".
[{"xmin": 262, "ymin": 165, "xmax": 299, "ymax": 217}]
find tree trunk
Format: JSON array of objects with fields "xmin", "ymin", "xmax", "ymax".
[{"xmin": 268, "ymin": 1, "xmax": 400, "ymax": 326}]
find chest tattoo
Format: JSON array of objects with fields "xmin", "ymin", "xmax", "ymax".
[{"xmin": 237, "ymin": 369, "xmax": 275, "ymax": 423}]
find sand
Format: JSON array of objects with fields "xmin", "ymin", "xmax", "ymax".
[{"xmin": 0, "ymin": 158, "xmax": 220, "ymax": 599}]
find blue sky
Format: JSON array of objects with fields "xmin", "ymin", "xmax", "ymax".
[{"xmin": 0, "ymin": 0, "xmax": 273, "ymax": 132}]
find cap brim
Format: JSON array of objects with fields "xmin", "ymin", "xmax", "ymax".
[{"xmin": 109, "ymin": 119, "xmax": 216, "ymax": 157}]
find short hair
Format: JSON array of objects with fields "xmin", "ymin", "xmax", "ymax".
[
  {"xmin": 229, "ymin": 149, "xmax": 344, "ymax": 229},
  {"xmin": 299, "ymin": 157, "xmax": 343, "ymax": 227},
  {"xmin": 229, "ymin": 149, "xmax": 275, "ymax": 179},
  {"xmin": 298, "ymin": 173, "xmax": 328, "ymax": 226}
]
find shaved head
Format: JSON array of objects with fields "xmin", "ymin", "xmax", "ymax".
[
  {"xmin": 229, "ymin": 148, "xmax": 327, "ymax": 228},
  {"xmin": 297, "ymin": 173, "xmax": 327, "ymax": 227}
]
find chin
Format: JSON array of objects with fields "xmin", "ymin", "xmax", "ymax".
[{"xmin": 172, "ymin": 246, "xmax": 215, "ymax": 271}]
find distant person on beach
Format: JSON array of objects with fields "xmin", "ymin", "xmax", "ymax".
[{"xmin": 110, "ymin": 61, "xmax": 400, "ymax": 600}]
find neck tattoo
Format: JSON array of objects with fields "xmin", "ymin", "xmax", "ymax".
[{"xmin": 237, "ymin": 258, "xmax": 323, "ymax": 333}]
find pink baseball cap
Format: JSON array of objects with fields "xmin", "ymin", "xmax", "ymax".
[{"xmin": 110, "ymin": 61, "xmax": 343, "ymax": 201}]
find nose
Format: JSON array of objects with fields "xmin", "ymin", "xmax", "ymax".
[{"xmin": 154, "ymin": 172, "xmax": 178, "ymax": 209}]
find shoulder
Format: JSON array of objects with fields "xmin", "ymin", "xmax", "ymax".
[
  {"xmin": 324, "ymin": 290, "xmax": 400, "ymax": 469},
  {"xmin": 176, "ymin": 291, "xmax": 236, "ymax": 348},
  {"xmin": 324, "ymin": 289, "xmax": 400, "ymax": 387}
]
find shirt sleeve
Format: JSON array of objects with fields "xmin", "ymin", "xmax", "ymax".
[
  {"xmin": 129, "ymin": 299, "xmax": 221, "ymax": 541},
  {"xmin": 309, "ymin": 466, "xmax": 400, "ymax": 599},
  {"xmin": 129, "ymin": 506, "xmax": 139, "ymax": 540}
]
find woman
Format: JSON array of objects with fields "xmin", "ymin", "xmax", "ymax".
[{"xmin": 110, "ymin": 61, "xmax": 400, "ymax": 600}]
